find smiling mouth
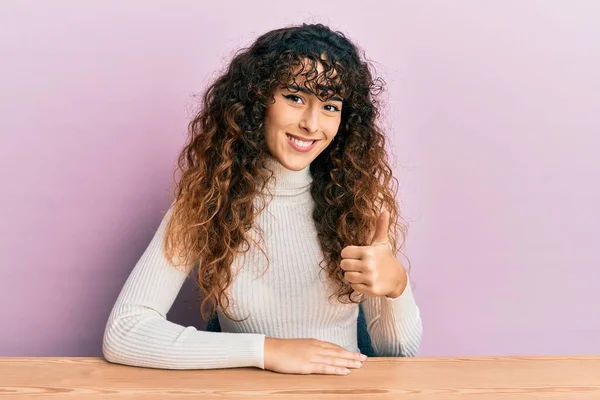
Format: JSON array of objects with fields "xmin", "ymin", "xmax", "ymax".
[{"xmin": 286, "ymin": 133, "xmax": 317, "ymax": 147}]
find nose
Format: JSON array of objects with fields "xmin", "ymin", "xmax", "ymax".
[{"xmin": 299, "ymin": 107, "xmax": 319, "ymax": 134}]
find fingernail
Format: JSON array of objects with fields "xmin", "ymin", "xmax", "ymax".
[
  {"xmin": 360, "ymin": 354, "xmax": 368, "ymax": 361},
  {"xmin": 342, "ymin": 368, "xmax": 351, "ymax": 374}
]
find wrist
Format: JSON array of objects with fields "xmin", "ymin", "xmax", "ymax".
[
  {"xmin": 263, "ymin": 337, "xmax": 278, "ymax": 370},
  {"xmin": 385, "ymin": 265, "xmax": 408, "ymax": 299}
]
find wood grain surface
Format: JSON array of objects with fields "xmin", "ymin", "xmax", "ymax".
[{"xmin": 1, "ymin": 356, "xmax": 599, "ymax": 399}]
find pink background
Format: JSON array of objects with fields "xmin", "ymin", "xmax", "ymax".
[{"xmin": 1, "ymin": 1, "xmax": 599, "ymax": 357}]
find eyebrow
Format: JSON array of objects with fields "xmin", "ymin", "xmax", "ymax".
[{"xmin": 285, "ymin": 84, "xmax": 344, "ymax": 103}]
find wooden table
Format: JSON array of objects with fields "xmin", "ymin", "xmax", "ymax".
[{"xmin": 1, "ymin": 356, "xmax": 599, "ymax": 399}]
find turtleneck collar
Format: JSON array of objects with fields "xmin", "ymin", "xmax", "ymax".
[{"xmin": 264, "ymin": 155, "xmax": 313, "ymax": 195}]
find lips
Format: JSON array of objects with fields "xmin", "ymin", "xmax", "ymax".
[
  {"xmin": 286, "ymin": 133, "xmax": 316, "ymax": 143},
  {"xmin": 286, "ymin": 133, "xmax": 318, "ymax": 152}
]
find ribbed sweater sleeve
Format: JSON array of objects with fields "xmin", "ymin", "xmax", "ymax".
[
  {"xmin": 102, "ymin": 208, "xmax": 266, "ymax": 370},
  {"xmin": 362, "ymin": 279, "xmax": 423, "ymax": 356}
]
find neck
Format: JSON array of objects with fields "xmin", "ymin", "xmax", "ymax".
[{"xmin": 264, "ymin": 155, "xmax": 313, "ymax": 194}]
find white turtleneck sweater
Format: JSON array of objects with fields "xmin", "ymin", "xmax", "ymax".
[{"xmin": 102, "ymin": 158, "xmax": 423, "ymax": 370}]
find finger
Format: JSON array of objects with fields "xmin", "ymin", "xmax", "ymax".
[
  {"xmin": 344, "ymin": 271, "xmax": 366, "ymax": 284},
  {"xmin": 370, "ymin": 210, "xmax": 391, "ymax": 245},
  {"xmin": 317, "ymin": 344, "xmax": 366, "ymax": 362},
  {"xmin": 311, "ymin": 363, "xmax": 351, "ymax": 375},
  {"xmin": 340, "ymin": 259, "xmax": 364, "ymax": 272},
  {"xmin": 313, "ymin": 355, "xmax": 363, "ymax": 369},
  {"xmin": 351, "ymin": 283, "xmax": 372, "ymax": 295},
  {"xmin": 318, "ymin": 348, "xmax": 366, "ymax": 363},
  {"xmin": 341, "ymin": 245, "xmax": 363, "ymax": 260},
  {"xmin": 317, "ymin": 340, "xmax": 360, "ymax": 356},
  {"xmin": 318, "ymin": 340, "xmax": 348, "ymax": 350}
]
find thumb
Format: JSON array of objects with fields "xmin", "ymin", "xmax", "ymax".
[{"xmin": 370, "ymin": 210, "xmax": 390, "ymax": 245}]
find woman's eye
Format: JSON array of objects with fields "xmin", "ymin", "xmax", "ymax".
[
  {"xmin": 284, "ymin": 94, "xmax": 303, "ymax": 103},
  {"xmin": 283, "ymin": 94, "xmax": 340, "ymax": 112}
]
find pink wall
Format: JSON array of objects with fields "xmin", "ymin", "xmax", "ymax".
[{"xmin": 1, "ymin": 1, "xmax": 599, "ymax": 356}]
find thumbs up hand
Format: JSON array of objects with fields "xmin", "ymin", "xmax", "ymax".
[{"xmin": 340, "ymin": 210, "xmax": 408, "ymax": 298}]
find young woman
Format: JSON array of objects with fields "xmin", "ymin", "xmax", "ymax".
[{"xmin": 103, "ymin": 23, "xmax": 422, "ymax": 376}]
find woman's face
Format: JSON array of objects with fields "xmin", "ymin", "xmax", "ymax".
[{"xmin": 264, "ymin": 62, "xmax": 343, "ymax": 171}]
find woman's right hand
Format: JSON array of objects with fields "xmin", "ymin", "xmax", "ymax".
[{"xmin": 263, "ymin": 337, "xmax": 367, "ymax": 375}]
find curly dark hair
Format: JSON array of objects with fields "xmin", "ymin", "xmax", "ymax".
[{"xmin": 164, "ymin": 23, "xmax": 410, "ymax": 321}]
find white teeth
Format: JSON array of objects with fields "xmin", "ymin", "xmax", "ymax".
[{"xmin": 287, "ymin": 134, "xmax": 314, "ymax": 148}]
